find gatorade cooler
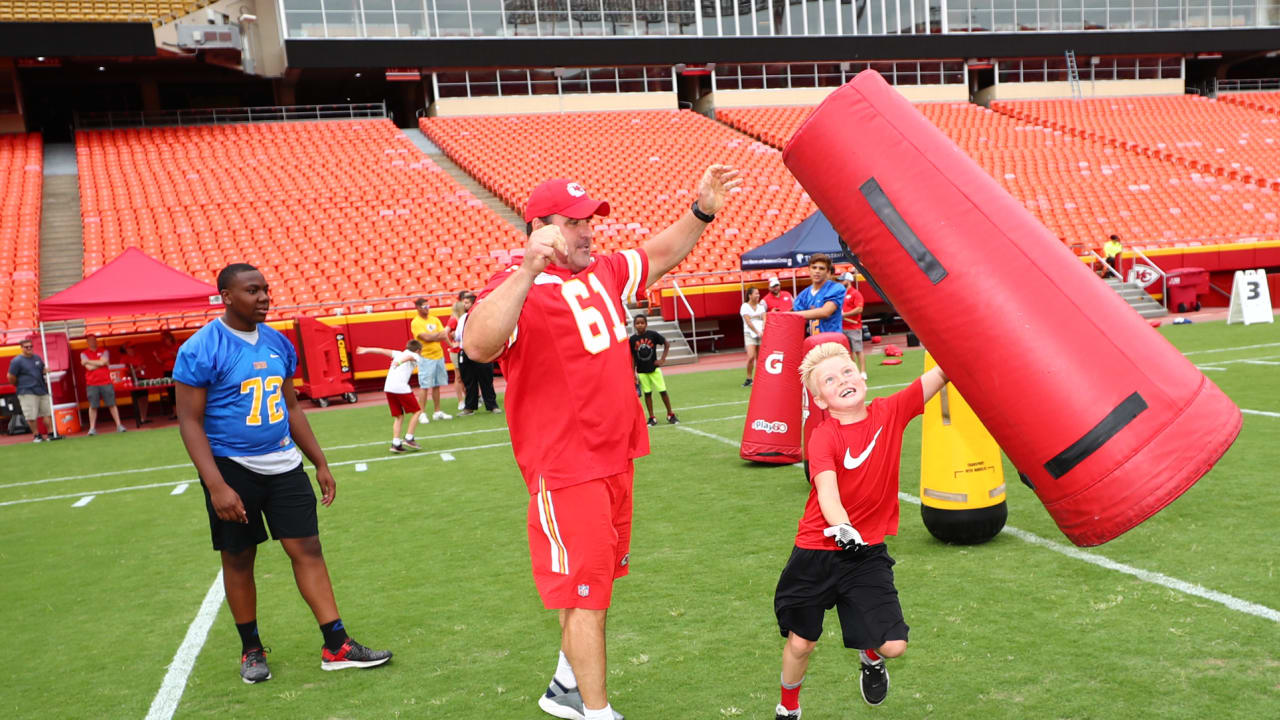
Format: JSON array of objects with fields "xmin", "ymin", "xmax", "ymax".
[
  {"xmin": 1166, "ymin": 267, "xmax": 1208, "ymax": 313},
  {"xmin": 53, "ymin": 402, "xmax": 81, "ymax": 435},
  {"xmin": 293, "ymin": 316, "xmax": 357, "ymax": 408}
]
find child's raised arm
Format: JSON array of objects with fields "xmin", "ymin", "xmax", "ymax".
[
  {"xmin": 355, "ymin": 347, "xmax": 397, "ymax": 359},
  {"xmin": 919, "ymin": 365, "xmax": 949, "ymax": 405}
]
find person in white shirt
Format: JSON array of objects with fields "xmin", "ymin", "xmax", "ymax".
[
  {"xmin": 357, "ymin": 340, "xmax": 425, "ymax": 453},
  {"xmin": 740, "ymin": 286, "xmax": 767, "ymax": 387}
]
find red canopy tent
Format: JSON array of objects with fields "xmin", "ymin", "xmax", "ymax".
[
  {"xmin": 28, "ymin": 249, "xmax": 220, "ymax": 437},
  {"xmin": 38, "ymin": 247, "xmax": 220, "ymax": 321}
]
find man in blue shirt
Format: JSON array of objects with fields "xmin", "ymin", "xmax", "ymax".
[
  {"xmin": 175, "ymin": 263, "xmax": 391, "ymax": 685},
  {"xmin": 791, "ymin": 254, "xmax": 846, "ymax": 335},
  {"xmin": 6, "ymin": 337, "xmax": 54, "ymax": 442}
]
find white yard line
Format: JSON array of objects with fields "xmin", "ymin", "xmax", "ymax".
[
  {"xmin": 144, "ymin": 571, "xmax": 225, "ymax": 720},
  {"xmin": 1242, "ymin": 408, "xmax": 1280, "ymax": 418},
  {"xmin": 170, "ymin": 483, "xmax": 189, "ymax": 496},
  {"xmin": 71, "ymin": 496, "xmax": 94, "ymax": 507},
  {"xmin": 1182, "ymin": 341, "xmax": 1280, "ymax": 355},
  {"xmin": 678, "ymin": 423, "xmax": 1280, "ymax": 624}
]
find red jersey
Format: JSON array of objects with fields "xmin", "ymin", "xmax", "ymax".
[
  {"xmin": 81, "ymin": 348, "xmax": 111, "ymax": 386},
  {"xmin": 842, "ymin": 287, "xmax": 865, "ymax": 331},
  {"xmin": 480, "ymin": 249, "xmax": 650, "ymax": 495},
  {"xmin": 796, "ymin": 378, "xmax": 923, "ymax": 549},
  {"xmin": 763, "ymin": 290, "xmax": 793, "ymax": 312}
]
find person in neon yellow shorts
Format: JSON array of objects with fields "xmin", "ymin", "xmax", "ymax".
[{"xmin": 629, "ymin": 314, "xmax": 678, "ymax": 427}]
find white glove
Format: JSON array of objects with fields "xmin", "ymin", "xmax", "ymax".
[{"xmin": 823, "ymin": 523, "xmax": 865, "ymax": 551}]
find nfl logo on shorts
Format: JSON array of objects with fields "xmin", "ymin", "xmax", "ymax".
[{"xmin": 577, "ymin": 584, "xmax": 590, "ymax": 597}]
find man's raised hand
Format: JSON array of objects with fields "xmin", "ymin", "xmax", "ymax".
[
  {"xmin": 695, "ymin": 164, "xmax": 743, "ymax": 218},
  {"xmin": 523, "ymin": 224, "xmax": 567, "ymax": 275}
]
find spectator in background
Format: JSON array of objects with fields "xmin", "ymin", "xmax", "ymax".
[
  {"xmin": 792, "ymin": 254, "xmax": 845, "ymax": 336},
  {"xmin": 446, "ymin": 299, "xmax": 468, "ymax": 412},
  {"xmin": 7, "ymin": 336, "xmax": 53, "ymax": 442},
  {"xmin": 1104, "ymin": 234, "xmax": 1123, "ymax": 278},
  {"xmin": 839, "ymin": 273, "xmax": 868, "ymax": 380},
  {"xmin": 157, "ymin": 329, "xmax": 180, "ymax": 419},
  {"xmin": 630, "ymin": 314, "xmax": 678, "ymax": 426},
  {"xmin": 119, "ymin": 342, "xmax": 153, "ymax": 426},
  {"xmin": 410, "ymin": 298, "xmax": 453, "ymax": 424},
  {"xmin": 740, "ymin": 286, "xmax": 767, "ymax": 387},
  {"xmin": 81, "ymin": 335, "xmax": 126, "ymax": 435},
  {"xmin": 454, "ymin": 292, "xmax": 500, "ymax": 416},
  {"xmin": 764, "ymin": 275, "xmax": 794, "ymax": 312}
]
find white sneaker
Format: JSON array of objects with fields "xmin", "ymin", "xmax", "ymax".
[
  {"xmin": 457, "ymin": 400, "xmax": 464, "ymax": 411},
  {"xmin": 418, "ymin": 412, "xmax": 430, "ymax": 424},
  {"xmin": 775, "ymin": 703, "xmax": 801, "ymax": 719},
  {"xmin": 432, "ymin": 411, "xmax": 452, "ymax": 421}
]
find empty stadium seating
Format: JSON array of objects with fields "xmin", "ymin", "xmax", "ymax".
[
  {"xmin": 994, "ymin": 96, "xmax": 1280, "ymax": 189},
  {"xmin": 721, "ymin": 102, "xmax": 1280, "ymax": 252},
  {"xmin": 419, "ymin": 109, "xmax": 817, "ymax": 286},
  {"xmin": 0, "ymin": 133, "xmax": 42, "ymax": 336},
  {"xmin": 1220, "ymin": 91, "xmax": 1280, "ymax": 116},
  {"xmin": 0, "ymin": 0, "xmax": 209, "ymax": 25},
  {"xmin": 75, "ymin": 119, "xmax": 524, "ymax": 333}
]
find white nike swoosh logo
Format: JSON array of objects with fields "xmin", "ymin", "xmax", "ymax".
[
  {"xmin": 269, "ymin": 354, "xmax": 280, "ymax": 358},
  {"xmin": 844, "ymin": 427, "xmax": 883, "ymax": 470}
]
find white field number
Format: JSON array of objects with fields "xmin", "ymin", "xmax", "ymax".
[{"xmin": 562, "ymin": 273, "xmax": 627, "ymax": 354}]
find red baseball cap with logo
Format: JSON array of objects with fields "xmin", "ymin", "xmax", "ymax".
[{"xmin": 524, "ymin": 178, "xmax": 611, "ymax": 222}]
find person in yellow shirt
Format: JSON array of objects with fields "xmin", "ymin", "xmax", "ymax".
[
  {"xmin": 410, "ymin": 298, "xmax": 452, "ymax": 423},
  {"xmin": 1103, "ymin": 234, "xmax": 1123, "ymax": 278}
]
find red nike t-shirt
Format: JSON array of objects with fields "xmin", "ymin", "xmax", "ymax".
[
  {"xmin": 479, "ymin": 249, "xmax": 651, "ymax": 495},
  {"xmin": 842, "ymin": 287, "xmax": 864, "ymax": 331},
  {"xmin": 796, "ymin": 378, "xmax": 924, "ymax": 549}
]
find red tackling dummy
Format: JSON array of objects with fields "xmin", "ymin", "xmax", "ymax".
[
  {"xmin": 783, "ymin": 71, "xmax": 1241, "ymax": 546},
  {"xmin": 740, "ymin": 312, "xmax": 806, "ymax": 463}
]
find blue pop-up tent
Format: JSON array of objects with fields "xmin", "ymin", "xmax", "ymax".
[{"xmin": 739, "ymin": 211, "xmax": 853, "ymax": 270}]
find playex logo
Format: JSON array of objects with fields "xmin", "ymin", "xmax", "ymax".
[
  {"xmin": 764, "ymin": 351, "xmax": 785, "ymax": 374},
  {"xmin": 751, "ymin": 419, "xmax": 789, "ymax": 434},
  {"xmin": 566, "ymin": 182, "xmax": 587, "ymax": 197}
]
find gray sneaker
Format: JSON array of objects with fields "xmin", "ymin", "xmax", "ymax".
[
  {"xmin": 537, "ymin": 679, "xmax": 624, "ymax": 720},
  {"xmin": 240, "ymin": 648, "xmax": 271, "ymax": 684}
]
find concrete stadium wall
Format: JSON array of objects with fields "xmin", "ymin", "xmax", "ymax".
[
  {"xmin": 976, "ymin": 78, "xmax": 1184, "ymax": 104},
  {"xmin": 713, "ymin": 84, "xmax": 969, "ymax": 107},
  {"xmin": 431, "ymin": 92, "xmax": 679, "ymax": 117}
]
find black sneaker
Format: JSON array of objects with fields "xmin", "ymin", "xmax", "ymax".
[
  {"xmin": 240, "ymin": 647, "xmax": 271, "ymax": 684},
  {"xmin": 860, "ymin": 659, "xmax": 889, "ymax": 706},
  {"xmin": 743, "ymin": 378, "xmax": 753, "ymax": 387},
  {"xmin": 321, "ymin": 638, "xmax": 392, "ymax": 670},
  {"xmin": 667, "ymin": 413, "xmax": 679, "ymax": 424},
  {"xmin": 647, "ymin": 417, "xmax": 657, "ymax": 427},
  {"xmin": 403, "ymin": 439, "xmax": 421, "ymax": 450},
  {"xmin": 389, "ymin": 443, "xmax": 406, "ymax": 453}
]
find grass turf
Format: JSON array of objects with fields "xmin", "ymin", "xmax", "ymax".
[{"xmin": 1, "ymin": 319, "xmax": 1277, "ymax": 719}]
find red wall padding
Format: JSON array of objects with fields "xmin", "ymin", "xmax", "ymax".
[{"xmin": 783, "ymin": 71, "xmax": 1241, "ymax": 546}]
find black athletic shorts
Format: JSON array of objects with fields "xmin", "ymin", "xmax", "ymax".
[
  {"xmin": 774, "ymin": 544, "xmax": 909, "ymax": 650},
  {"xmin": 200, "ymin": 456, "xmax": 318, "ymax": 553}
]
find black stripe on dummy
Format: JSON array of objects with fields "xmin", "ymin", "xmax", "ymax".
[
  {"xmin": 859, "ymin": 178, "xmax": 948, "ymax": 284},
  {"xmin": 1044, "ymin": 392, "xmax": 1148, "ymax": 479}
]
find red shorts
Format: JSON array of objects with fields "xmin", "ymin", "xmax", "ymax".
[
  {"xmin": 385, "ymin": 392, "xmax": 420, "ymax": 417},
  {"xmin": 526, "ymin": 464, "xmax": 634, "ymax": 610}
]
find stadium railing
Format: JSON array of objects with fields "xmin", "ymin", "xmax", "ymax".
[{"xmin": 73, "ymin": 103, "xmax": 388, "ymax": 130}]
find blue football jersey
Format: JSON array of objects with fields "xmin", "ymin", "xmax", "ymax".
[{"xmin": 173, "ymin": 320, "xmax": 299, "ymax": 457}]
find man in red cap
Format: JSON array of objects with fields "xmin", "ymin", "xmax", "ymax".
[{"xmin": 465, "ymin": 166, "xmax": 740, "ymax": 720}]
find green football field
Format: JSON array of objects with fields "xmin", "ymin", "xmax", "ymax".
[{"xmin": 2, "ymin": 320, "xmax": 1277, "ymax": 719}]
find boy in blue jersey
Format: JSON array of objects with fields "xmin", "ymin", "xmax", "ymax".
[
  {"xmin": 791, "ymin": 254, "xmax": 846, "ymax": 335},
  {"xmin": 175, "ymin": 263, "xmax": 391, "ymax": 685}
]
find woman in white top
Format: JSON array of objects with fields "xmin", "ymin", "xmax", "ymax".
[{"xmin": 740, "ymin": 286, "xmax": 767, "ymax": 387}]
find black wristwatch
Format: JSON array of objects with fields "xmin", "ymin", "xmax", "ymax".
[{"xmin": 691, "ymin": 201, "xmax": 715, "ymax": 223}]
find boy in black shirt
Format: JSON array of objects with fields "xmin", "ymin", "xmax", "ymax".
[{"xmin": 629, "ymin": 315, "xmax": 678, "ymax": 426}]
